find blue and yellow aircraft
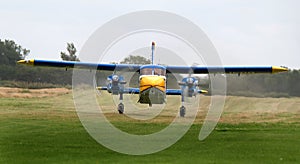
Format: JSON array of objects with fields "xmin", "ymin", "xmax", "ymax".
[{"xmin": 17, "ymin": 42, "xmax": 288, "ymax": 117}]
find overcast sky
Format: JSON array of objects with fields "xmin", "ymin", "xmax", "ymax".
[{"xmin": 0, "ymin": 0, "xmax": 299, "ymax": 68}]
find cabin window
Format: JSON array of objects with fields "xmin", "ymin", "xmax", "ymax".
[
  {"xmin": 154, "ymin": 68, "xmax": 166, "ymax": 76},
  {"xmin": 140, "ymin": 68, "xmax": 166, "ymax": 76},
  {"xmin": 141, "ymin": 68, "xmax": 152, "ymax": 75}
]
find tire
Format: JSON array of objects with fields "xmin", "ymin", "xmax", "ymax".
[
  {"xmin": 180, "ymin": 106, "xmax": 186, "ymax": 117},
  {"xmin": 118, "ymin": 103, "xmax": 124, "ymax": 114}
]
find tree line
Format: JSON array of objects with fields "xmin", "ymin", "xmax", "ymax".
[
  {"xmin": 225, "ymin": 70, "xmax": 300, "ymax": 97},
  {"xmin": 0, "ymin": 39, "xmax": 299, "ymax": 97},
  {"xmin": 0, "ymin": 39, "xmax": 72, "ymax": 85}
]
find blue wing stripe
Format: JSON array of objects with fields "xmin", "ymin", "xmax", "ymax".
[
  {"xmin": 32, "ymin": 60, "xmax": 141, "ymax": 71},
  {"xmin": 166, "ymin": 66, "xmax": 273, "ymax": 74},
  {"xmin": 20, "ymin": 59, "xmax": 287, "ymax": 74}
]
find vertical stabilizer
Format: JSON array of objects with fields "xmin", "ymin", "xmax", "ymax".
[{"xmin": 151, "ymin": 42, "xmax": 155, "ymax": 65}]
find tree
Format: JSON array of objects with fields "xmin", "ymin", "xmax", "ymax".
[
  {"xmin": 0, "ymin": 39, "xmax": 30, "ymax": 65},
  {"xmin": 0, "ymin": 39, "xmax": 74, "ymax": 85},
  {"xmin": 120, "ymin": 55, "xmax": 150, "ymax": 64},
  {"xmin": 60, "ymin": 43, "xmax": 80, "ymax": 61}
]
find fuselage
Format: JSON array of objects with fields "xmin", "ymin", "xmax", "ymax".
[{"xmin": 138, "ymin": 65, "xmax": 167, "ymax": 106}]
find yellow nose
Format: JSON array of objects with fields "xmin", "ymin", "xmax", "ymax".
[{"xmin": 139, "ymin": 75, "xmax": 166, "ymax": 92}]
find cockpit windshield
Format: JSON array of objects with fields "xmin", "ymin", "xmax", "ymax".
[{"xmin": 140, "ymin": 67, "xmax": 166, "ymax": 76}]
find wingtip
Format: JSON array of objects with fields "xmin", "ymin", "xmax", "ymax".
[
  {"xmin": 17, "ymin": 59, "xmax": 34, "ymax": 65},
  {"xmin": 17, "ymin": 60, "xmax": 26, "ymax": 64},
  {"xmin": 272, "ymin": 66, "xmax": 289, "ymax": 73}
]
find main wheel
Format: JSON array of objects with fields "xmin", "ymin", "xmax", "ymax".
[
  {"xmin": 118, "ymin": 103, "xmax": 124, "ymax": 114},
  {"xmin": 180, "ymin": 106, "xmax": 186, "ymax": 117}
]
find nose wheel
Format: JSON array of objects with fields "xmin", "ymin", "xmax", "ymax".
[
  {"xmin": 180, "ymin": 106, "xmax": 186, "ymax": 117},
  {"xmin": 118, "ymin": 103, "xmax": 124, "ymax": 114}
]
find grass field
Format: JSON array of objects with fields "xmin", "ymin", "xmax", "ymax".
[{"xmin": 0, "ymin": 87, "xmax": 299, "ymax": 163}]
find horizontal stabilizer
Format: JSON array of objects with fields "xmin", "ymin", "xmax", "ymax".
[
  {"xmin": 198, "ymin": 90, "xmax": 208, "ymax": 94},
  {"xmin": 96, "ymin": 87, "xmax": 107, "ymax": 90}
]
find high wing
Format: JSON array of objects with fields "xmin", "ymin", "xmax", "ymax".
[
  {"xmin": 17, "ymin": 59, "xmax": 288, "ymax": 74},
  {"xmin": 17, "ymin": 59, "xmax": 141, "ymax": 72},
  {"xmin": 165, "ymin": 65, "xmax": 288, "ymax": 74}
]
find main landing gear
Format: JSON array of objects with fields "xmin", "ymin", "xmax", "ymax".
[
  {"xmin": 118, "ymin": 93, "xmax": 124, "ymax": 114},
  {"xmin": 180, "ymin": 94, "xmax": 186, "ymax": 117},
  {"xmin": 118, "ymin": 103, "xmax": 124, "ymax": 114},
  {"xmin": 180, "ymin": 106, "xmax": 186, "ymax": 117},
  {"xmin": 116, "ymin": 91, "xmax": 188, "ymax": 117}
]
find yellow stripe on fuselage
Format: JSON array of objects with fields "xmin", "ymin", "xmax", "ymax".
[{"xmin": 139, "ymin": 75, "xmax": 166, "ymax": 92}]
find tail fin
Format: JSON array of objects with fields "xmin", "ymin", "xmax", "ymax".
[{"xmin": 151, "ymin": 42, "xmax": 155, "ymax": 65}]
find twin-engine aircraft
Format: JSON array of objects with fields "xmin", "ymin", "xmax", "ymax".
[{"xmin": 17, "ymin": 42, "xmax": 288, "ymax": 117}]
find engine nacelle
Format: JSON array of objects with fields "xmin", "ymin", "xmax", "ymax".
[
  {"xmin": 179, "ymin": 77, "xmax": 199, "ymax": 97},
  {"xmin": 106, "ymin": 74, "xmax": 126, "ymax": 95}
]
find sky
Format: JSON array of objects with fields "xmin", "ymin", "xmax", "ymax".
[{"xmin": 0, "ymin": 0, "xmax": 299, "ymax": 68}]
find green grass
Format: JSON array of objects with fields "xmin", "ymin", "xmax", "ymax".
[{"xmin": 0, "ymin": 93, "xmax": 299, "ymax": 163}]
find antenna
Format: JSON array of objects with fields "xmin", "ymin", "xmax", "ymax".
[{"xmin": 151, "ymin": 41, "xmax": 155, "ymax": 65}]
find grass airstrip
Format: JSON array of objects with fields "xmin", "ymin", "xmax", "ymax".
[{"xmin": 0, "ymin": 87, "xmax": 299, "ymax": 163}]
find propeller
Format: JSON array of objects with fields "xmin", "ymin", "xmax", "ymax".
[{"xmin": 178, "ymin": 65, "xmax": 200, "ymax": 97}]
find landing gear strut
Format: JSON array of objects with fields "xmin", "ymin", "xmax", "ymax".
[
  {"xmin": 118, "ymin": 93, "xmax": 124, "ymax": 114},
  {"xmin": 180, "ymin": 94, "xmax": 186, "ymax": 117}
]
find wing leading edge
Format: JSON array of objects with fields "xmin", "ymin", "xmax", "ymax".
[
  {"xmin": 17, "ymin": 59, "xmax": 141, "ymax": 72},
  {"xmin": 17, "ymin": 59, "xmax": 288, "ymax": 74},
  {"xmin": 165, "ymin": 65, "xmax": 288, "ymax": 74}
]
